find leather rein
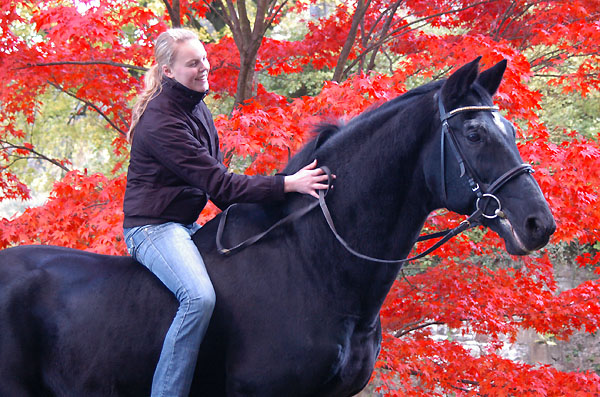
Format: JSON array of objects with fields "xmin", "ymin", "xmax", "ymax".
[{"xmin": 217, "ymin": 91, "xmax": 533, "ymax": 263}]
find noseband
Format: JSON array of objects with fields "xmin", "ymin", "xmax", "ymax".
[{"xmin": 217, "ymin": 88, "xmax": 534, "ymax": 264}]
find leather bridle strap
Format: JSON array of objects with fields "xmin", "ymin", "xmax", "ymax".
[
  {"xmin": 438, "ymin": 92, "xmax": 533, "ymax": 205},
  {"xmin": 218, "ymin": 166, "xmax": 481, "ymax": 264},
  {"xmin": 217, "ymin": 191, "xmax": 325, "ymax": 256},
  {"xmin": 487, "ymin": 163, "xmax": 533, "ymax": 195},
  {"xmin": 438, "ymin": 93, "xmax": 499, "ymax": 202}
]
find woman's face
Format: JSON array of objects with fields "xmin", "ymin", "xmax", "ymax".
[{"xmin": 163, "ymin": 39, "xmax": 210, "ymax": 93}]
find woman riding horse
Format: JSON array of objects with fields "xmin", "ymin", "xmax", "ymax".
[
  {"xmin": 123, "ymin": 28, "xmax": 330, "ymax": 397},
  {"xmin": 0, "ymin": 56, "xmax": 555, "ymax": 396}
]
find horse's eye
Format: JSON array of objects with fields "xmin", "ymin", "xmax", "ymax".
[{"xmin": 467, "ymin": 132, "xmax": 482, "ymax": 143}]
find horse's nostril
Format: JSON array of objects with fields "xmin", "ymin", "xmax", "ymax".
[
  {"xmin": 525, "ymin": 215, "xmax": 555, "ymax": 238},
  {"xmin": 525, "ymin": 216, "xmax": 541, "ymax": 235}
]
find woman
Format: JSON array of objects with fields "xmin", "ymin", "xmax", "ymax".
[{"xmin": 123, "ymin": 28, "xmax": 329, "ymax": 397}]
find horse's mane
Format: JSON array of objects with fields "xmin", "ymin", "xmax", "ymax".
[{"xmin": 283, "ymin": 80, "xmax": 444, "ymax": 173}]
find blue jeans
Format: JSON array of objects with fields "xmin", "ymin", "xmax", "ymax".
[{"xmin": 124, "ymin": 222, "xmax": 215, "ymax": 397}]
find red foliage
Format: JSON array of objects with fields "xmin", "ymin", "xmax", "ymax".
[
  {"xmin": 0, "ymin": 171, "xmax": 127, "ymax": 255},
  {"xmin": 1, "ymin": 0, "xmax": 600, "ymax": 394}
]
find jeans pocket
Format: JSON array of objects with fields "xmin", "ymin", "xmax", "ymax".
[
  {"xmin": 124, "ymin": 225, "xmax": 150, "ymax": 259},
  {"xmin": 127, "ymin": 241, "xmax": 136, "ymax": 258}
]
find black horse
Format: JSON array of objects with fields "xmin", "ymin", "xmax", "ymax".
[{"xmin": 0, "ymin": 58, "xmax": 555, "ymax": 396}]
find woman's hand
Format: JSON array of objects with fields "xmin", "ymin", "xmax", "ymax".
[{"xmin": 284, "ymin": 160, "xmax": 332, "ymax": 199}]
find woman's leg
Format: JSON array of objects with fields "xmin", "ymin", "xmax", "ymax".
[{"xmin": 125, "ymin": 222, "xmax": 215, "ymax": 397}]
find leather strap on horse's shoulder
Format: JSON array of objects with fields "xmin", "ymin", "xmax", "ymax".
[{"xmin": 216, "ymin": 167, "xmax": 334, "ymax": 256}]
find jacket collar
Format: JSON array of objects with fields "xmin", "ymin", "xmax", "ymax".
[{"xmin": 162, "ymin": 77, "xmax": 208, "ymax": 111}]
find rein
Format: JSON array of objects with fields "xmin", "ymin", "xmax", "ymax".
[{"xmin": 217, "ymin": 91, "xmax": 533, "ymax": 263}]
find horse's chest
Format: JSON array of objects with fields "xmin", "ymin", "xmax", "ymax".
[
  {"xmin": 224, "ymin": 317, "xmax": 382, "ymax": 397},
  {"xmin": 319, "ymin": 319, "xmax": 382, "ymax": 396}
]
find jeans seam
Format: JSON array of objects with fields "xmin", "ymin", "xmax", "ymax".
[{"xmin": 145, "ymin": 232, "xmax": 180, "ymax": 396}]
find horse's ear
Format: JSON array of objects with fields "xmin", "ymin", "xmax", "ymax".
[
  {"xmin": 441, "ymin": 56, "xmax": 481, "ymax": 103},
  {"xmin": 477, "ymin": 59, "xmax": 507, "ymax": 96}
]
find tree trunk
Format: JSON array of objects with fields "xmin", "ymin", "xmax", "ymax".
[
  {"xmin": 163, "ymin": 0, "xmax": 181, "ymax": 27},
  {"xmin": 365, "ymin": 1, "xmax": 402, "ymax": 73},
  {"xmin": 235, "ymin": 45, "xmax": 261, "ymax": 104},
  {"xmin": 332, "ymin": 0, "xmax": 371, "ymax": 82},
  {"xmin": 208, "ymin": 0, "xmax": 288, "ymax": 107}
]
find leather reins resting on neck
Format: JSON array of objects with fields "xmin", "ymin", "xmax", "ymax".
[{"xmin": 217, "ymin": 89, "xmax": 534, "ymax": 263}]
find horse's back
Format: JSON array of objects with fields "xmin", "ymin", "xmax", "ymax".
[{"xmin": 0, "ymin": 245, "xmax": 173, "ymax": 396}]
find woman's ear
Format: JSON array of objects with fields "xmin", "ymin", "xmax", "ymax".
[{"xmin": 162, "ymin": 64, "xmax": 174, "ymax": 78}]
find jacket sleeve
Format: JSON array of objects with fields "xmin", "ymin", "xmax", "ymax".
[{"xmin": 138, "ymin": 116, "xmax": 285, "ymax": 208}]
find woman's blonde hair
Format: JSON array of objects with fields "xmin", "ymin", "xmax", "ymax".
[{"xmin": 127, "ymin": 28, "xmax": 199, "ymax": 143}]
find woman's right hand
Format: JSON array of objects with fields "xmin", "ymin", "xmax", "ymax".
[{"xmin": 284, "ymin": 160, "xmax": 332, "ymax": 199}]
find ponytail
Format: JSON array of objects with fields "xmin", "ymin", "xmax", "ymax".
[{"xmin": 127, "ymin": 65, "xmax": 162, "ymax": 143}]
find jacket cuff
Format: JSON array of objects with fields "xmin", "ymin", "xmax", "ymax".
[{"xmin": 273, "ymin": 174, "xmax": 286, "ymax": 201}]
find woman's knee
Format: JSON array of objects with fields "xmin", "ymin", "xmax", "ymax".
[{"xmin": 183, "ymin": 283, "xmax": 216, "ymax": 315}]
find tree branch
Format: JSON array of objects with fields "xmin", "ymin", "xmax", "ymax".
[
  {"xmin": 404, "ymin": 369, "xmax": 480, "ymax": 391},
  {"xmin": 341, "ymin": 0, "xmax": 497, "ymax": 78},
  {"xmin": 265, "ymin": 0, "xmax": 289, "ymax": 31},
  {"xmin": 332, "ymin": 0, "xmax": 371, "ymax": 82},
  {"xmin": 253, "ymin": 0, "xmax": 268, "ymax": 42},
  {"xmin": 47, "ymin": 81, "xmax": 127, "ymax": 137},
  {"xmin": 530, "ymin": 49, "xmax": 599, "ymax": 73},
  {"xmin": 163, "ymin": 0, "xmax": 181, "ymax": 27},
  {"xmin": 0, "ymin": 139, "xmax": 71, "ymax": 172},
  {"xmin": 233, "ymin": 0, "xmax": 251, "ymax": 41},
  {"xmin": 17, "ymin": 60, "xmax": 147, "ymax": 72},
  {"xmin": 365, "ymin": 1, "xmax": 403, "ymax": 73},
  {"xmin": 534, "ymin": 73, "xmax": 599, "ymax": 78},
  {"xmin": 203, "ymin": 0, "xmax": 234, "ymax": 30},
  {"xmin": 491, "ymin": 0, "xmax": 517, "ymax": 41},
  {"xmin": 394, "ymin": 320, "xmax": 445, "ymax": 337},
  {"xmin": 83, "ymin": 200, "xmax": 109, "ymax": 210}
]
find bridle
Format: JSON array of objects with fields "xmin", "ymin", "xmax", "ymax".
[
  {"xmin": 438, "ymin": 87, "xmax": 534, "ymax": 221},
  {"xmin": 217, "ymin": 87, "xmax": 534, "ymax": 264}
]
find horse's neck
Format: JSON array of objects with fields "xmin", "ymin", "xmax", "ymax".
[{"xmin": 301, "ymin": 105, "xmax": 437, "ymax": 319}]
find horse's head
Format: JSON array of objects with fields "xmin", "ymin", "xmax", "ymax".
[{"xmin": 435, "ymin": 57, "xmax": 556, "ymax": 255}]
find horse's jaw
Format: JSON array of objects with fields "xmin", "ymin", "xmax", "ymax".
[
  {"xmin": 487, "ymin": 215, "xmax": 555, "ymax": 256},
  {"xmin": 492, "ymin": 217, "xmax": 533, "ymax": 255}
]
